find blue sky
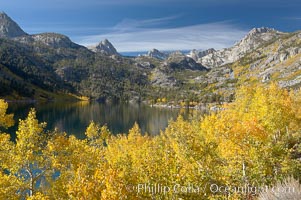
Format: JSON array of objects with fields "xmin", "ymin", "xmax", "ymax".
[{"xmin": 1, "ymin": 0, "xmax": 301, "ymax": 52}]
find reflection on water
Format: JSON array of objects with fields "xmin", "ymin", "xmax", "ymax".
[{"xmin": 7, "ymin": 101, "xmax": 186, "ymax": 139}]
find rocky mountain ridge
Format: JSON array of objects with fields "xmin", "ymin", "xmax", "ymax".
[
  {"xmin": 88, "ymin": 39, "xmax": 119, "ymax": 56},
  {"xmin": 198, "ymin": 27, "xmax": 285, "ymax": 68},
  {"xmin": 187, "ymin": 48, "xmax": 216, "ymax": 61},
  {"xmin": 14, "ymin": 33, "xmax": 83, "ymax": 49},
  {"xmin": 0, "ymin": 13, "xmax": 144, "ymax": 101},
  {"xmin": 146, "ymin": 48, "xmax": 169, "ymax": 60},
  {"xmin": 1, "ymin": 12, "xmax": 301, "ymax": 104},
  {"xmin": 0, "ymin": 12, "xmax": 27, "ymax": 38}
]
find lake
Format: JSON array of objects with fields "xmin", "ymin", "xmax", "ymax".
[{"xmin": 6, "ymin": 101, "xmax": 189, "ymax": 139}]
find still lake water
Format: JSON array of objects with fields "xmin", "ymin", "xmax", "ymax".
[{"xmin": 7, "ymin": 101, "xmax": 187, "ymax": 139}]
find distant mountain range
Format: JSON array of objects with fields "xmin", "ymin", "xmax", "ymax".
[
  {"xmin": 1, "ymin": 12, "xmax": 301, "ymax": 104},
  {"xmin": 119, "ymin": 50, "xmax": 191, "ymax": 57}
]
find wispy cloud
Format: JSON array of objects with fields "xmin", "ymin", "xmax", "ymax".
[
  {"xmin": 113, "ymin": 15, "xmax": 181, "ymax": 31},
  {"xmin": 283, "ymin": 17, "xmax": 301, "ymax": 20},
  {"xmin": 25, "ymin": 25, "xmax": 112, "ymax": 35},
  {"xmin": 75, "ymin": 19, "xmax": 248, "ymax": 52}
]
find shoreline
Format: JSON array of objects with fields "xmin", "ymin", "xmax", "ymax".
[{"xmin": 150, "ymin": 103, "xmax": 212, "ymax": 110}]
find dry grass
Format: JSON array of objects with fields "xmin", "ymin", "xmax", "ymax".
[{"xmin": 259, "ymin": 177, "xmax": 301, "ymax": 200}]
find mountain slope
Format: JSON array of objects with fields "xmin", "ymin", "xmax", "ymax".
[
  {"xmin": 233, "ymin": 30, "xmax": 301, "ymax": 88},
  {"xmin": 199, "ymin": 27, "xmax": 285, "ymax": 68},
  {"xmin": 0, "ymin": 12, "xmax": 27, "ymax": 38},
  {"xmin": 191, "ymin": 29, "xmax": 301, "ymax": 103},
  {"xmin": 0, "ymin": 13, "xmax": 147, "ymax": 101},
  {"xmin": 0, "ymin": 37, "xmax": 77, "ymax": 100},
  {"xmin": 1, "ymin": 12, "xmax": 301, "ymax": 105}
]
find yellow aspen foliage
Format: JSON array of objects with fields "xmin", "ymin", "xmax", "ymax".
[
  {"xmin": 162, "ymin": 116, "xmax": 223, "ymax": 198},
  {"xmin": 85, "ymin": 121, "xmax": 100, "ymax": 139},
  {"xmin": 0, "ymin": 126, "xmax": 20, "ymax": 199},
  {"xmin": 13, "ymin": 109, "xmax": 50, "ymax": 198},
  {"xmin": 0, "ymin": 172, "xmax": 22, "ymax": 200},
  {"xmin": 0, "ymin": 133, "xmax": 14, "ymax": 169},
  {"xmin": 200, "ymin": 83, "xmax": 301, "ymax": 191},
  {"xmin": 26, "ymin": 192, "xmax": 50, "ymax": 200},
  {"xmin": 66, "ymin": 164, "xmax": 103, "ymax": 200},
  {"xmin": 289, "ymin": 88, "xmax": 301, "ymax": 129},
  {"xmin": 0, "ymin": 108, "xmax": 55, "ymax": 199},
  {"xmin": 161, "ymin": 97, "xmax": 167, "ymax": 103},
  {"xmin": 15, "ymin": 108, "xmax": 47, "ymax": 162},
  {"xmin": 85, "ymin": 121, "xmax": 110, "ymax": 147},
  {"xmin": 103, "ymin": 123, "xmax": 150, "ymax": 199},
  {"xmin": 0, "ymin": 85, "xmax": 300, "ymax": 199},
  {"xmin": 47, "ymin": 125, "xmax": 108, "ymax": 199},
  {"xmin": 0, "ymin": 99, "xmax": 14, "ymax": 128}
]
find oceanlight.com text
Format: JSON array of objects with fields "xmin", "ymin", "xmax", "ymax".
[{"xmin": 128, "ymin": 183, "xmax": 299, "ymax": 196}]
